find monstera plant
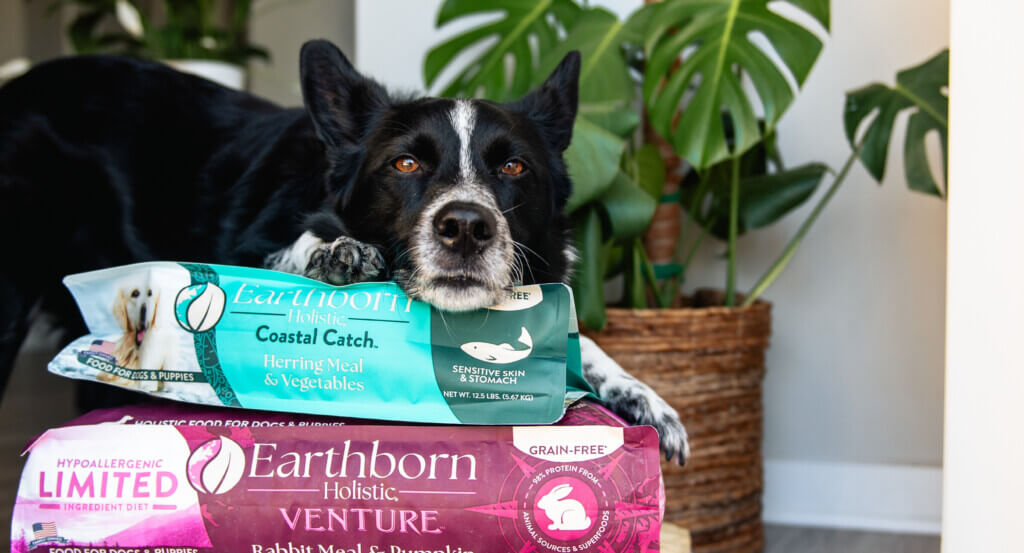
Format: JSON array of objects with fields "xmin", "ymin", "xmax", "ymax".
[
  {"xmin": 424, "ymin": 5, "xmax": 948, "ymax": 544},
  {"xmin": 744, "ymin": 48, "xmax": 949, "ymax": 302},
  {"xmin": 425, "ymin": 0, "xmax": 948, "ymax": 329}
]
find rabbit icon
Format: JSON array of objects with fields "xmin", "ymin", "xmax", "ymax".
[{"xmin": 537, "ymin": 483, "xmax": 593, "ymax": 531}]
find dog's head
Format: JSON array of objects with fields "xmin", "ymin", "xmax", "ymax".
[
  {"xmin": 300, "ymin": 40, "xmax": 579, "ymax": 311},
  {"xmin": 112, "ymin": 281, "xmax": 159, "ymax": 345}
]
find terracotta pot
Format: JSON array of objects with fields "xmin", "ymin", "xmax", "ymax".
[{"xmin": 586, "ymin": 291, "xmax": 771, "ymax": 553}]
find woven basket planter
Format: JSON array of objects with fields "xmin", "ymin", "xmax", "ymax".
[{"xmin": 585, "ymin": 291, "xmax": 771, "ymax": 553}]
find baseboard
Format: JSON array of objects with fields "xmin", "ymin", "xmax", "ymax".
[{"xmin": 762, "ymin": 459, "xmax": 942, "ymax": 535}]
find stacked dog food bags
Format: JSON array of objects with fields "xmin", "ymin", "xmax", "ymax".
[{"xmin": 11, "ymin": 263, "xmax": 664, "ymax": 552}]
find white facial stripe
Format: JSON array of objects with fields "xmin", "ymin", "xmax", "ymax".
[
  {"xmin": 390, "ymin": 100, "xmax": 520, "ymax": 312},
  {"xmin": 400, "ymin": 102, "xmax": 514, "ymax": 311},
  {"xmin": 450, "ymin": 99, "xmax": 477, "ymax": 184}
]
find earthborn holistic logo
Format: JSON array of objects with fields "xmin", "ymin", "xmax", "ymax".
[
  {"xmin": 186, "ymin": 436, "xmax": 245, "ymax": 494},
  {"xmin": 175, "ymin": 282, "xmax": 227, "ymax": 333}
]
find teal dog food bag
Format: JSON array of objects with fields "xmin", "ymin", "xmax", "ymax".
[{"xmin": 49, "ymin": 262, "xmax": 593, "ymax": 424}]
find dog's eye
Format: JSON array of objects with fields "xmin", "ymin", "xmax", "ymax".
[
  {"xmin": 131, "ymin": 289, "xmax": 140, "ymax": 298},
  {"xmin": 147, "ymin": 290, "xmax": 152, "ymax": 297},
  {"xmin": 501, "ymin": 159, "xmax": 525, "ymax": 176},
  {"xmin": 394, "ymin": 156, "xmax": 420, "ymax": 173}
]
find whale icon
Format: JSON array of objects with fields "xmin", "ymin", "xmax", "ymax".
[{"xmin": 460, "ymin": 327, "xmax": 533, "ymax": 364}]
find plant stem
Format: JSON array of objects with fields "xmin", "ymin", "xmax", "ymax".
[
  {"xmin": 725, "ymin": 156, "xmax": 740, "ymax": 306},
  {"xmin": 741, "ymin": 141, "xmax": 865, "ymax": 307},
  {"xmin": 683, "ymin": 218, "xmax": 711, "ymax": 269}
]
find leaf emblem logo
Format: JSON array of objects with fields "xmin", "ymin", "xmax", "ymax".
[
  {"xmin": 175, "ymin": 283, "xmax": 226, "ymax": 333},
  {"xmin": 186, "ymin": 436, "xmax": 245, "ymax": 495}
]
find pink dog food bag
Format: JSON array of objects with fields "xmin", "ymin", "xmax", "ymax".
[{"xmin": 11, "ymin": 401, "xmax": 665, "ymax": 552}]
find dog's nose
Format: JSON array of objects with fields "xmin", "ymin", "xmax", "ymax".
[
  {"xmin": 433, "ymin": 202, "xmax": 496, "ymax": 255},
  {"xmin": 139, "ymin": 305, "xmax": 147, "ymax": 329}
]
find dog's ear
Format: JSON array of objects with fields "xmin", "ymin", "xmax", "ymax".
[
  {"xmin": 112, "ymin": 291, "xmax": 131, "ymax": 332},
  {"xmin": 300, "ymin": 39, "xmax": 389, "ymax": 150},
  {"xmin": 516, "ymin": 51, "xmax": 580, "ymax": 152}
]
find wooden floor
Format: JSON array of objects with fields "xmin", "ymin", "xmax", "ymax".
[
  {"xmin": 765, "ymin": 525, "xmax": 940, "ymax": 553},
  {"xmin": 1, "ymin": 348, "xmax": 941, "ymax": 552}
]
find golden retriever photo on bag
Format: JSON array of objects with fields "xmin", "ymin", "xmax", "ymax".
[{"xmin": 103, "ymin": 277, "xmax": 176, "ymax": 391}]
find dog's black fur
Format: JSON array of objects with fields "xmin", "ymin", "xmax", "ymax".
[
  {"xmin": 0, "ymin": 41, "xmax": 688, "ymax": 463},
  {"xmin": 0, "ymin": 45, "xmax": 565, "ymax": 379}
]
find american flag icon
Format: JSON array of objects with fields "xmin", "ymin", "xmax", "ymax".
[
  {"xmin": 89, "ymin": 340, "xmax": 117, "ymax": 355},
  {"xmin": 32, "ymin": 522, "xmax": 58, "ymax": 541}
]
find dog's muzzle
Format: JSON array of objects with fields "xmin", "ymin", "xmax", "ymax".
[{"xmin": 403, "ymin": 196, "xmax": 515, "ymax": 312}]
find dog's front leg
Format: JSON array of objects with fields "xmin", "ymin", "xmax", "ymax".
[
  {"xmin": 264, "ymin": 226, "xmax": 385, "ymax": 285},
  {"xmin": 580, "ymin": 335, "xmax": 689, "ymax": 465}
]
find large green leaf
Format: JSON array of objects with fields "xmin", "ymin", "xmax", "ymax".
[
  {"xmin": 425, "ymin": 3, "xmax": 649, "ymax": 138},
  {"xmin": 736, "ymin": 164, "xmax": 827, "ymax": 230},
  {"xmin": 534, "ymin": 7, "xmax": 653, "ymax": 130},
  {"xmin": 844, "ymin": 49, "xmax": 948, "ymax": 196},
  {"xmin": 682, "ymin": 122, "xmax": 773, "ymax": 220},
  {"xmin": 424, "ymin": 0, "xmax": 581, "ymax": 100},
  {"xmin": 572, "ymin": 208, "xmax": 607, "ymax": 330},
  {"xmin": 641, "ymin": 0, "xmax": 829, "ymax": 170},
  {"xmin": 578, "ymin": 104, "xmax": 641, "ymax": 137},
  {"xmin": 598, "ymin": 171, "xmax": 658, "ymax": 239},
  {"xmin": 564, "ymin": 118, "xmax": 627, "ymax": 214},
  {"xmin": 703, "ymin": 163, "xmax": 828, "ymax": 239},
  {"xmin": 623, "ymin": 144, "xmax": 667, "ymax": 201},
  {"xmin": 535, "ymin": 8, "xmax": 634, "ymax": 101}
]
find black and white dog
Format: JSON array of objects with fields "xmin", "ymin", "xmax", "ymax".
[{"xmin": 0, "ymin": 40, "xmax": 687, "ymax": 463}]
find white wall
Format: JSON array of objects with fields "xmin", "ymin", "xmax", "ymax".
[
  {"xmin": 249, "ymin": 0, "xmax": 355, "ymax": 106},
  {"xmin": 354, "ymin": 0, "xmax": 947, "ymax": 531},
  {"xmin": 687, "ymin": 0, "xmax": 947, "ymax": 529},
  {"xmin": 704, "ymin": 0, "xmax": 949, "ymax": 469},
  {"xmin": 0, "ymin": 1, "xmax": 66, "ymax": 65},
  {"xmin": 943, "ymin": 0, "xmax": 1024, "ymax": 549},
  {"xmin": 723, "ymin": 2, "xmax": 948, "ymax": 528},
  {"xmin": 0, "ymin": 1, "xmax": 25, "ymax": 63}
]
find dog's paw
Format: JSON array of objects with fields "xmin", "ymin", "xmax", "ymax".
[
  {"xmin": 304, "ymin": 236, "xmax": 386, "ymax": 285},
  {"xmin": 607, "ymin": 386, "xmax": 690, "ymax": 465},
  {"xmin": 651, "ymin": 399, "xmax": 690, "ymax": 466},
  {"xmin": 579, "ymin": 336, "xmax": 689, "ymax": 465}
]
